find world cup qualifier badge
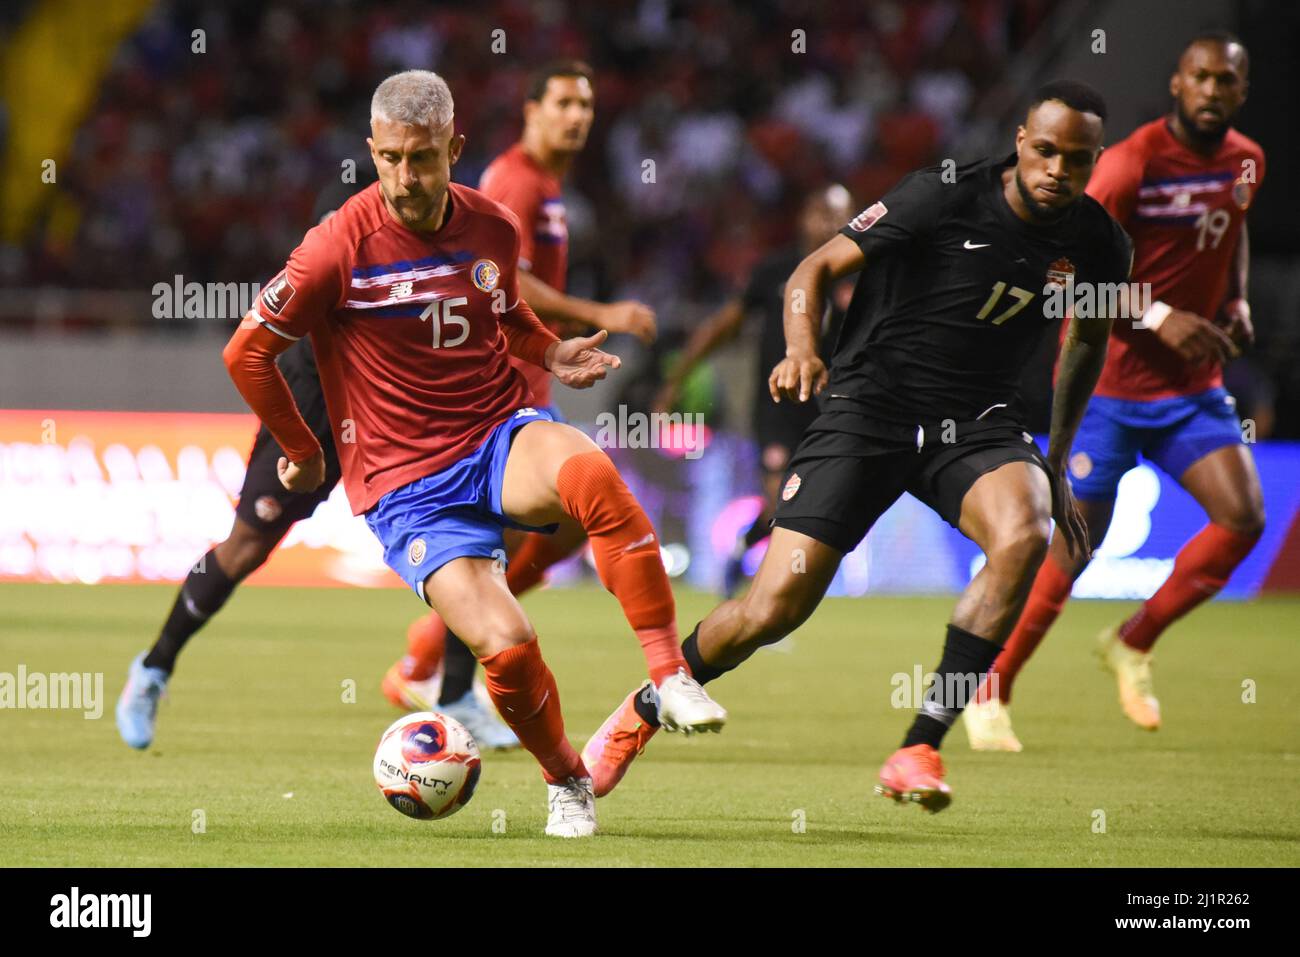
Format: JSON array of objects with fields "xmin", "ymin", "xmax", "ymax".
[{"xmin": 471, "ymin": 259, "xmax": 501, "ymax": 293}]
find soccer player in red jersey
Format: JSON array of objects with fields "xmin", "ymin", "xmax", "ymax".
[
  {"xmin": 383, "ymin": 60, "xmax": 660, "ymax": 716},
  {"xmin": 220, "ymin": 70, "xmax": 725, "ymax": 836},
  {"xmin": 966, "ymin": 33, "xmax": 1265, "ymax": 748}
]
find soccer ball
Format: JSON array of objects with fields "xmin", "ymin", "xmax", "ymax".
[{"xmin": 373, "ymin": 712, "xmax": 481, "ymax": 820}]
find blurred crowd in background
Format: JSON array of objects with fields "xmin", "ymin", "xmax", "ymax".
[
  {"xmin": 6, "ymin": 0, "xmax": 1058, "ymax": 299},
  {"xmin": 3, "ymin": 0, "xmax": 1298, "ymax": 437}
]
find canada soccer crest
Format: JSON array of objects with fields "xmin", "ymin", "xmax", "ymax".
[
  {"xmin": 1045, "ymin": 257, "xmax": 1076, "ymax": 289},
  {"xmin": 253, "ymin": 495, "xmax": 283, "ymax": 523},
  {"xmin": 782, "ymin": 472, "xmax": 802, "ymax": 501},
  {"xmin": 471, "ymin": 259, "xmax": 500, "ymax": 292}
]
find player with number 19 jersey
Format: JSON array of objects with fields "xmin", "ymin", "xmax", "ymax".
[
  {"xmin": 1087, "ymin": 118, "xmax": 1265, "ymax": 400},
  {"xmin": 238, "ymin": 180, "xmax": 555, "ymax": 515}
]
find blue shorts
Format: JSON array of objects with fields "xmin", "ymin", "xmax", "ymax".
[
  {"xmin": 365, "ymin": 406, "xmax": 558, "ymax": 600},
  {"xmin": 1068, "ymin": 387, "xmax": 1242, "ymax": 501}
]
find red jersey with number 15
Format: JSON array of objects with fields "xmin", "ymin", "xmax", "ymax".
[
  {"xmin": 1085, "ymin": 118, "xmax": 1265, "ymax": 400},
  {"xmin": 248, "ymin": 181, "xmax": 554, "ymax": 514},
  {"xmin": 480, "ymin": 143, "xmax": 569, "ymax": 406}
]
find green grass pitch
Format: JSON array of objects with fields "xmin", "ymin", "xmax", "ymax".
[{"xmin": 2, "ymin": 581, "xmax": 1297, "ymax": 867}]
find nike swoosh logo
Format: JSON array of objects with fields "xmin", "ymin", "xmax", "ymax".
[
  {"xmin": 506, "ymin": 689, "xmax": 550, "ymax": 720},
  {"xmin": 622, "ymin": 533, "xmax": 657, "ymax": 554},
  {"xmin": 963, "ymin": 240, "xmax": 990, "ymax": 249}
]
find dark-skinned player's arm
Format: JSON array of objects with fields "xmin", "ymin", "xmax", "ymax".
[
  {"xmin": 1221, "ymin": 225, "xmax": 1253, "ymax": 347},
  {"xmin": 770, "ymin": 233, "xmax": 864, "ymax": 403},
  {"xmin": 652, "ymin": 296, "xmax": 746, "ymax": 412},
  {"xmin": 1045, "ymin": 235, "xmax": 1134, "ymax": 560},
  {"xmin": 1088, "ymin": 142, "xmax": 1235, "ymax": 363},
  {"xmin": 1046, "ymin": 309, "xmax": 1108, "ymax": 560}
]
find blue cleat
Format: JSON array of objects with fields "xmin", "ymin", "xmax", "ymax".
[
  {"xmin": 116, "ymin": 652, "xmax": 169, "ymax": 750},
  {"xmin": 437, "ymin": 689, "xmax": 521, "ymax": 751}
]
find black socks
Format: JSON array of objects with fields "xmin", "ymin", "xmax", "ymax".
[
  {"xmin": 901, "ymin": 624, "xmax": 1002, "ymax": 750},
  {"xmin": 438, "ymin": 629, "xmax": 477, "ymax": 705},
  {"xmin": 143, "ymin": 549, "xmax": 237, "ymax": 673}
]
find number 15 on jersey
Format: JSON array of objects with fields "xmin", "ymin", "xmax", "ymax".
[{"xmin": 419, "ymin": 297, "xmax": 470, "ymax": 348}]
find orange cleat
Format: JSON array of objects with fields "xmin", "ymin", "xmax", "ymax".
[
  {"xmin": 381, "ymin": 662, "xmax": 442, "ymax": 711},
  {"xmin": 874, "ymin": 744, "xmax": 953, "ymax": 813},
  {"xmin": 580, "ymin": 683, "xmax": 659, "ymax": 798}
]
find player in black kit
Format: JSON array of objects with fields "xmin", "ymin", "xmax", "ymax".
[
  {"xmin": 582, "ymin": 81, "xmax": 1133, "ymax": 809},
  {"xmin": 115, "ymin": 179, "xmax": 519, "ymax": 752},
  {"xmin": 652, "ymin": 185, "xmax": 854, "ymax": 596}
]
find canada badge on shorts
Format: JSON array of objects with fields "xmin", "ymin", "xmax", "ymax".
[
  {"xmin": 471, "ymin": 259, "xmax": 500, "ymax": 293},
  {"xmin": 782, "ymin": 472, "xmax": 802, "ymax": 501},
  {"xmin": 253, "ymin": 495, "xmax": 282, "ymax": 523}
]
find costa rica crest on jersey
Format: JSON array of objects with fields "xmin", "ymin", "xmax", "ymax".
[
  {"xmin": 1232, "ymin": 179, "xmax": 1252, "ymax": 210},
  {"xmin": 1045, "ymin": 257, "xmax": 1076, "ymax": 289},
  {"xmin": 471, "ymin": 259, "xmax": 501, "ymax": 292}
]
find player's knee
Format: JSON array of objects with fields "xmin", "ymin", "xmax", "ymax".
[
  {"xmin": 460, "ymin": 613, "xmax": 533, "ymax": 658},
  {"xmin": 986, "ymin": 515, "xmax": 1051, "ymax": 576},
  {"xmin": 214, "ymin": 527, "xmax": 279, "ymax": 580},
  {"xmin": 557, "ymin": 449, "xmax": 628, "ymax": 531},
  {"xmin": 1216, "ymin": 504, "xmax": 1265, "ymax": 541}
]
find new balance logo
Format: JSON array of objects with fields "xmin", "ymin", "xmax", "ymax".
[{"xmin": 389, "ymin": 280, "xmax": 414, "ymax": 300}]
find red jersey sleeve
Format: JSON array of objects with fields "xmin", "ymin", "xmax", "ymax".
[
  {"xmin": 251, "ymin": 224, "xmax": 347, "ymax": 340},
  {"xmin": 1086, "ymin": 138, "xmax": 1145, "ymax": 226},
  {"xmin": 480, "ymin": 165, "xmax": 542, "ymax": 270},
  {"xmin": 222, "ymin": 225, "xmax": 347, "ymax": 463},
  {"xmin": 494, "ymin": 213, "xmax": 559, "ymax": 367}
]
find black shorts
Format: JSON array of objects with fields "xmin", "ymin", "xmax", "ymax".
[
  {"xmin": 755, "ymin": 398, "xmax": 819, "ymax": 476},
  {"xmin": 233, "ymin": 341, "xmax": 343, "ymax": 537},
  {"xmin": 773, "ymin": 399, "xmax": 1050, "ymax": 554}
]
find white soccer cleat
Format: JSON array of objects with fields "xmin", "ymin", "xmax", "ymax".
[
  {"xmin": 654, "ymin": 668, "xmax": 727, "ymax": 734},
  {"xmin": 962, "ymin": 697, "xmax": 1024, "ymax": 752},
  {"xmin": 545, "ymin": 776, "xmax": 598, "ymax": 838}
]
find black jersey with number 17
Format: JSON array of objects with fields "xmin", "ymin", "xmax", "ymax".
[{"xmin": 825, "ymin": 154, "xmax": 1132, "ymax": 427}]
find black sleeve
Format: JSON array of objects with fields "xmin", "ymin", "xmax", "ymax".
[
  {"xmin": 1111, "ymin": 221, "xmax": 1135, "ymax": 284},
  {"xmin": 1093, "ymin": 213, "xmax": 1134, "ymax": 286},
  {"xmin": 838, "ymin": 167, "xmax": 947, "ymax": 258}
]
